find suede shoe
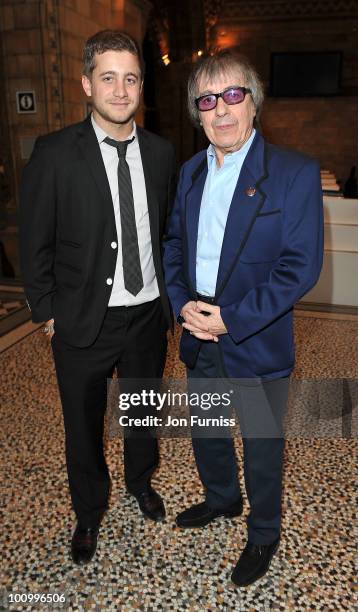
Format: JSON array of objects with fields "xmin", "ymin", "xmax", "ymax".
[
  {"xmin": 176, "ymin": 499, "xmax": 243, "ymax": 528},
  {"xmin": 132, "ymin": 487, "xmax": 166, "ymax": 522},
  {"xmin": 231, "ymin": 538, "xmax": 280, "ymax": 587},
  {"xmin": 71, "ymin": 524, "xmax": 99, "ymax": 565}
]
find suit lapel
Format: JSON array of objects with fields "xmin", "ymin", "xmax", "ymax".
[
  {"xmin": 185, "ymin": 155, "xmax": 208, "ymax": 295},
  {"xmin": 215, "ymin": 132, "xmax": 269, "ymax": 298},
  {"xmin": 137, "ymin": 127, "xmax": 159, "ymax": 246},
  {"xmin": 76, "ymin": 117, "xmax": 115, "ymax": 225}
]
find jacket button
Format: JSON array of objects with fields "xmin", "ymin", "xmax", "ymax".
[
  {"xmin": 111, "ymin": 241, "xmax": 117, "ymax": 249},
  {"xmin": 106, "ymin": 278, "xmax": 113, "ymax": 285}
]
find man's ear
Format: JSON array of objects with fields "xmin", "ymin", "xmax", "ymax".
[
  {"xmin": 140, "ymin": 80, "xmax": 144, "ymax": 94},
  {"xmin": 250, "ymin": 98, "xmax": 257, "ymax": 120},
  {"xmin": 82, "ymin": 75, "xmax": 92, "ymax": 98}
]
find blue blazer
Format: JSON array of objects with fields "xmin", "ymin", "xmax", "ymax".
[{"xmin": 163, "ymin": 131, "xmax": 324, "ymax": 380}]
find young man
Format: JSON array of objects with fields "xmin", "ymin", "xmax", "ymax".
[
  {"xmin": 20, "ymin": 30, "xmax": 176, "ymax": 565},
  {"xmin": 164, "ymin": 50, "xmax": 323, "ymax": 587}
]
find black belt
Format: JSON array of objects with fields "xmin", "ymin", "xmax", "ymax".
[
  {"xmin": 108, "ymin": 297, "xmax": 160, "ymax": 311},
  {"xmin": 196, "ymin": 293, "xmax": 216, "ymax": 315},
  {"xmin": 196, "ymin": 293, "xmax": 216, "ymax": 304}
]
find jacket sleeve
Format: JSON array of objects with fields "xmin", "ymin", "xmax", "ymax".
[
  {"xmin": 220, "ymin": 159, "xmax": 324, "ymax": 344},
  {"xmin": 163, "ymin": 165, "xmax": 192, "ymax": 318},
  {"xmin": 19, "ymin": 137, "xmax": 57, "ymax": 323}
]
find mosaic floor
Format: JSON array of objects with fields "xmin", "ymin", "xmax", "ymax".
[
  {"xmin": 0, "ymin": 314, "xmax": 357, "ymax": 610},
  {"xmin": 0, "ymin": 285, "xmax": 30, "ymax": 338}
]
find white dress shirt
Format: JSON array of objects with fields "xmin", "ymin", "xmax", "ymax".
[{"xmin": 91, "ymin": 115, "xmax": 159, "ymax": 306}]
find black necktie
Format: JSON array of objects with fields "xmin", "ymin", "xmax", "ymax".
[{"xmin": 104, "ymin": 136, "xmax": 144, "ymax": 296}]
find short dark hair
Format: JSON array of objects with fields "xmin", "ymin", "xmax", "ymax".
[
  {"xmin": 187, "ymin": 49, "xmax": 264, "ymax": 127},
  {"xmin": 83, "ymin": 29, "xmax": 144, "ymax": 78}
]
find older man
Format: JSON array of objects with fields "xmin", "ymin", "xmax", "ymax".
[{"xmin": 164, "ymin": 50, "xmax": 323, "ymax": 587}]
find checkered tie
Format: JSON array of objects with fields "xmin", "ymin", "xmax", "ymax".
[{"xmin": 104, "ymin": 136, "xmax": 144, "ymax": 296}]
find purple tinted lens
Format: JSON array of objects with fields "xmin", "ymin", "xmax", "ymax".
[
  {"xmin": 222, "ymin": 88, "xmax": 245, "ymax": 104},
  {"xmin": 198, "ymin": 95, "xmax": 217, "ymax": 110}
]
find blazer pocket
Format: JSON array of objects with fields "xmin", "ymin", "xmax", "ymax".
[
  {"xmin": 240, "ymin": 211, "xmax": 282, "ymax": 263},
  {"xmin": 56, "ymin": 261, "xmax": 82, "ymax": 274},
  {"xmin": 59, "ymin": 239, "xmax": 81, "ymax": 248},
  {"xmin": 256, "ymin": 208, "xmax": 281, "ymax": 217}
]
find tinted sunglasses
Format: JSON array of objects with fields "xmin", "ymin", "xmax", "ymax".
[{"xmin": 195, "ymin": 86, "xmax": 252, "ymax": 111}]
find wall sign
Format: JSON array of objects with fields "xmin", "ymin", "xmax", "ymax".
[{"xmin": 16, "ymin": 91, "xmax": 36, "ymax": 114}]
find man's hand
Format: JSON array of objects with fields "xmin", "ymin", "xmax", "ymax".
[
  {"xmin": 180, "ymin": 301, "xmax": 227, "ymax": 342},
  {"xmin": 196, "ymin": 302, "xmax": 227, "ymax": 336},
  {"xmin": 180, "ymin": 301, "xmax": 217, "ymax": 341},
  {"xmin": 44, "ymin": 318, "xmax": 55, "ymax": 339}
]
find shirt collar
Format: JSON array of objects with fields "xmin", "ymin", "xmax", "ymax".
[
  {"xmin": 91, "ymin": 113, "xmax": 137, "ymax": 144},
  {"xmin": 207, "ymin": 128, "xmax": 256, "ymax": 169}
]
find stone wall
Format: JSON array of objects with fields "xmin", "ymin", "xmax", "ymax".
[
  {"xmin": 209, "ymin": 1, "xmax": 358, "ymax": 182},
  {"xmin": 0, "ymin": 0, "xmax": 150, "ymax": 275},
  {"xmin": 59, "ymin": 0, "xmax": 149, "ymax": 126},
  {"xmin": 261, "ymin": 97, "xmax": 358, "ymax": 184},
  {"xmin": 149, "ymin": 1, "xmax": 358, "ymax": 181},
  {"xmin": 0, "ymin": 0, "xmax": 150, "ymax": 197}
]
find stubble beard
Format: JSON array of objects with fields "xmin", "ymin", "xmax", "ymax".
[{"xmin": 93, "ymin": 101, "xmax": 137, "ymax": 127}]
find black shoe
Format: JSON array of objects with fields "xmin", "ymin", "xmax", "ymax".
[
  {"xmin": 132, "ymin": 487, "xmax": 166, "ymax": 522},
  {"xmin": 71, "ymin": 524, "xmax": 99, "ymax": 565},
  {"xmin": 231, "ymin": 538, "xmax": 280, "ymax": 587},
  {"xmin": 176, "ymin": 499, "xmax": 243, "ymax": 528}
]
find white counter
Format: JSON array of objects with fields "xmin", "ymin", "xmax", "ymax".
[{"xmin": 302, "ymin": 196, "xmax": 358, "ymax": 307}]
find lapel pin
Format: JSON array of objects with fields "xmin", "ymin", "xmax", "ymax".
[{"xmin": 245, "ymin": 187, "xmax": 256, "ymax": 197}]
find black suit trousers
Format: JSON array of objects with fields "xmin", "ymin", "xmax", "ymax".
[{"xmin": 51, "ymin": 297, "xmax": 167, "ymax": 527}]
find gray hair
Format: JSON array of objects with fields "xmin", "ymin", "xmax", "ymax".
[{"xmin": 187, "ymin": 50, "xmax": 264, "ymax": 127}]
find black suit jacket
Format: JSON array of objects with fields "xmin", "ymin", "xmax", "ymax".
[{"xmin": 19, "ymin": 115, "xmax": 176, "ymax": 347}]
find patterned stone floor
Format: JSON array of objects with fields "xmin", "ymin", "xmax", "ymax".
[
  {"xmin": 0, "ymin": 285, "xmax": 29, "ymax": 338},
  {"xmin": 0, "ymin": 314, "xmax": 357, "ymax": 610}
]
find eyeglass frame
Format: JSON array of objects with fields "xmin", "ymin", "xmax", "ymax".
[{"xmin": 194, "ymin": 86, "xmax": 252, "ymax": 111}]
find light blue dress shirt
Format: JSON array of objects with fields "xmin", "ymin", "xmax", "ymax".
[{"xmin": 196, "ymin": 129, "xmax": 256, "ymax": 296}]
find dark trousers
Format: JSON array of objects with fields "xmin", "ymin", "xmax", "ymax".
[
  {"xmin": 51, "ymin": 298, "xmax": 167, "ymax": 528},
  {"xmin": 187, "ymin": 342, "xmax": 288, "ymax": 545}
]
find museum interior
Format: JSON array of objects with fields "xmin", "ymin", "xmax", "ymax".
[{"xmin": 0, "ymin": 0, "xmax": 357, "ymax": 609}]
